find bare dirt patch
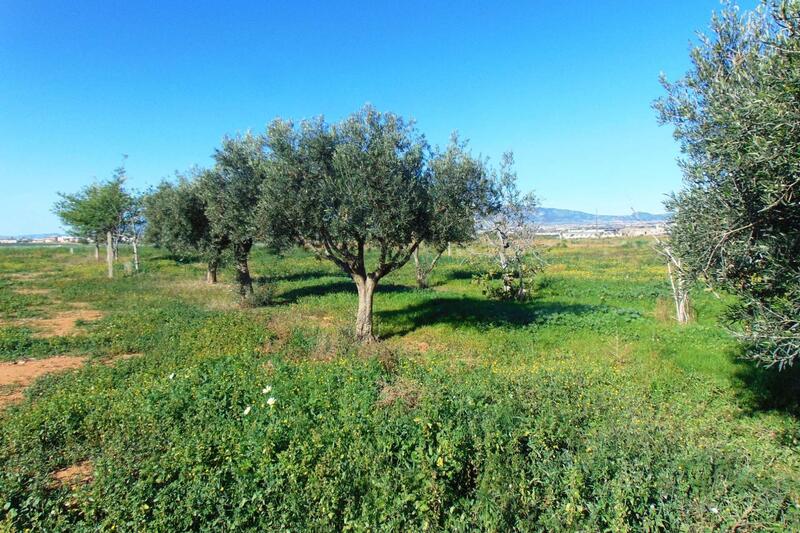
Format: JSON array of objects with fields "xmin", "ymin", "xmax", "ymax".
[
  {"xmin": 29, "ymin": 308, "xmax": 103, "ymax": 338},
  {"xmin": 5, "ymin": 272, "xmax": 47, "ymax": 281},
  {"xmin": 377, "ymin": 376, "xmax": 422, "ymax": 408},
  {"xmin": 0, "ymin": 355, "xmax": 86, "ymax": 410},
  {"xmin": 101, "ymin": 352, "xmax": 143, "ymax": 365},
  {"xmin": 51, "ymin": 460, "xmax": 93, "ymax": 488},
  {"xmin": 0, "ymin": 384, "xmax": 25, "ymax": 406},
  {"xmin": 12, "ymin": 287, "xmax": 52, "ymax": 296}
]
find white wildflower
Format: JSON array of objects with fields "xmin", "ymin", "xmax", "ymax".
[
  {"xmin": 709, "ymin": 507, "xmax": 719, "ymax": 514},
  {"xmin": 243, "ymin": 405, "xmax": 252, "ymax": 416},
  {"xmin": 168, "ymin": 373, "xmax": 175, "ymax": 380},
  {"xmin": 267, "ymin": 397, "xmax": 276, "ymax": 407},
  {"xmin": 262, "ymin": 385, "xmax": 272, "ymax": 394}
]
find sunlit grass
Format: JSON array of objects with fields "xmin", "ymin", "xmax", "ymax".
[{"xmin": 0, "ymin": 240, "xmax": 797, "ymax": 530}]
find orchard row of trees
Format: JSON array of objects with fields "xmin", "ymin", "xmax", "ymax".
[
  {"xmin": 56, "ymin": 106, "xmax": 539, "ymax": 342},
  {"xmin": 54, "ymin": 2, "xmax": 798, "ymax": 369}
]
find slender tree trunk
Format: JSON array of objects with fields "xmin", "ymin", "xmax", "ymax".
[
  {"xmin": 496, "ymin": 230, "xmax": 509, "ymax": 269},
  {"xmin": 413, "ymin": 248, "xmax": 444, "ymax": 289},
  {"xmin": 94, "ymin": 243, "xmax": 100, "ymax": 261},
  {"xmin": 413, "ymin": 249, "xmax": 428, "ymax": 289},
  {"xmin": 233, "ymin": 241, "xmax": 253, "ymax": 298},
  {"xmin": 668, "ymin": 261, "xmax": 691, "ymax": 324},
  {"xmin": 354, "ymin": 275, "xmax": 377, "ymax": 342},
  {"xmin": 112, "ymin": 236, "xmax": 119, "ymax": 260},
  {"xmin": 132, "ymin": 237, "xmax": 139, "ymax": 272},
  {"xmin": 106, "ymin": 231, "xmax": 114, "ymax": 279},
  {"xmin": 206, "ymin": 260, "xmax": 218, "ymax": 284}
]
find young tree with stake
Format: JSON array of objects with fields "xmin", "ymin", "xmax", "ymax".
[
  {"xmin": 54, "ymin": 168, "xmax": 132, "ymax": 279},
  {"xmin": 123, "ymin": 191, "xmax": 146, "ymax": 272}
]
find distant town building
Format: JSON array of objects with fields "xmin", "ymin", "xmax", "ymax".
[
  {"xmin": 0, "ymin": 234, "xmax": 84, "ymax": 245},
  {"xmin": 533, "ymin": 222, "xmax": 667, "ymax": 240}
]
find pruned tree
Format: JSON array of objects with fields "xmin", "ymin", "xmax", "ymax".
[
  {"xmin": 54, "ymin": 167, "xmax": 132, "ymax": 279},
  {"xmin": 144, "ymin": 174, "xmax": 228, "ymax": 282},
  {"xmin": 259, "ymin": 106, "xmax": 432, "ymax": 342},
  {"xmin": 653, "ymin": 237, "xmax": 692, "ymax": 324},
  {"xmin": 475, "ymin": 152, "xmax": 543, "ymax": 301},
  {"xmin": 412, "ymin": 134, "xmax": 495, "ymax": 288},
  {"xmin": 655, "ymin": 0, "xmax": 800, "ymax": 369},
  {"xmin": 199, "ymin": 134, "xmax": 267, "ymax": 297},
  {"xmin": 123, "ymin": 191, "xmax": 146, "ymax": 272}
]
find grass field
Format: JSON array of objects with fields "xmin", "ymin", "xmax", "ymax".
[{"xmin": 0, "ymin": 239, "xmax": 798, "ymax": 531}]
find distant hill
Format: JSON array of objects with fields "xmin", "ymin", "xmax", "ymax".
[{"xmin": 533, "ymin": 208, "xmax": 668, "ymax": 226}]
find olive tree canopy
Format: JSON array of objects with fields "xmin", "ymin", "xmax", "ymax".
[
  {"xmin": 260, "ymin": 106, "xmax": 458, "ymax": 341},
  {"xmin": 144, "ymin": 175, "xmax": 228, "ymax": 283},
  {"xmin": 655, "ymin": 1, "xmax": 800, "ymax": 368},
  {"xmin": 199, "ymin": 133, "xmax": 268, "ymax": 297},
  {"xmin": 412, "ymin": 134, "xmax": 495, "ymax": 288}
]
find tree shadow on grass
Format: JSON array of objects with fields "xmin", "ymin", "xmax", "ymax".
[
  {"xmin": 376, "ymin": 296, "xmax": 600, "ymax": 338},
  {"xmin": 277, "ymin": 280, "xmax": 415, "ymax": 304},
  {"xmin": 256, "ymin": 270, "xmax": 342, "ymax": 284},
  {"xmin": 732, "ymin": 352, "xmax": 800, "ymax": 419},
  {"xmin": 148, "ymin": 252, "xmax": 201, "ymax": 263},
  {"xmin": 440, "ymin": 268, "xmax": 475, "ymax": 282}
]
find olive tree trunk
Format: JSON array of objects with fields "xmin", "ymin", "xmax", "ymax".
[
  {"xmin": 413, "ymin": 248, "xmax": 444, "ymax": 289},
  {"xmin": 106, "ymin": 231, "xmax": 114, "ymax": 279},
  {"xmin": 94, "ymin": 242, "xmax": 100, "ymax": 261},
  {"xmin": 354, "ymin": 275, "xmax": 377, "ymax": 342},
  {"xmin": 206, "ymin": 261, "xmax": 218, "ymax": 284},
  {"xmin": 233, "ymin": 241, "xmax": 253, "ymax": 298},
  {"xmin": 132, "ymin": 237, "xmax": 139, "ymax": 272}
]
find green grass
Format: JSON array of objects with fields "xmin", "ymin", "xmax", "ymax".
[{"xmin": 0, "ymin": 241, "xmax": 798, "ymax": 531}]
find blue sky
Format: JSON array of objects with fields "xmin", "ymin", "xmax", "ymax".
[{"xmin": 0, "ymin": 1, "xmax": 752, "ymax": 234}]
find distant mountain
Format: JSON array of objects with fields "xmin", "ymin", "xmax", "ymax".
[{"xmin": 533, "ymin": 208, "xmax": 668, "ymax": 226}]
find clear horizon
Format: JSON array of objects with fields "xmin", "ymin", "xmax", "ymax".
[{"xmin": 0, "ymin": 1, "xmax": 756, "ymax": 234}]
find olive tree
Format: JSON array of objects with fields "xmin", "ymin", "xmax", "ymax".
[
  {"xmin": 655, "ymin": 1, "xmax": 800, "ymax": 368},
  {"xmin": 54, "ymin": 168, "xmax": 132, "ymax": 279},
  {"xmin": 53, "ymin": 186, "xmax": 104, "ymax": 260},
  {"xmin": 259, "ymin": 106, "xmax": 435, "ymax": 342},
  {"xmin": 144, "ymin": 175, "xmax": 228, "ymax": 283},
  {"xmin": 412, "ymin": 134, "xmax": 495, "ymax": 288},
  {"xmin": 199, "ymin": 134, "xmax": 267, "ymax": 297}
]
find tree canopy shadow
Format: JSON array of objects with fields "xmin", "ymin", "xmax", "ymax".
[
  {"xmin": 732, "ymin": 351, "xmax": 800, "ymax": 419},
  {"xmin": 256, "ymin": 269, "xmax": 342, "ymax": 284},
  {"xmin": 441, "ymin": 268, "xmax": 475, "ymax": 282},
  {"xmin": 148, "ymin": 252, "xmax": 202, "ymax": 263},
  {"xmin": 376, "ymin": 296, "xmax": 600, "ymax": 338},
  {"xmin": 277, "ymin": 279, "xmax": 414, "ymax": 304}
]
